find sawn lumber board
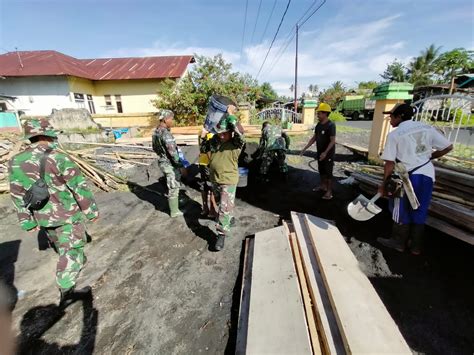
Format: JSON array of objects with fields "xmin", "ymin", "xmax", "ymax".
[
  {"xmin": 246, "ymin": 226, "xmax": 312, "ymax": 355},
  {"xmin": 291, "ymin": 212, "xmax": 345, "ymax": 355},
  {"xmin": 236, "ymin": 237, "xmax": 254, "ymax": 355},
  {"xmin": 289, "ymin": 232, "xmax": 323, "ymax": 355},
  {"xmin": 303, "ymin": 214, "xmax": 411, "ymax": 354}
]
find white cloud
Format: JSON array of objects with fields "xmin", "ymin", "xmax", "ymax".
[{"xmin": 103, "ymin": 14, "xmax": 417, "ymax": 95}]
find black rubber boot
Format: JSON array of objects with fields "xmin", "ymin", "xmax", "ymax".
[
  {"xmin": 214, "ymin": 234, "xmax": 225, "ymax": 252},
  {"xmin": 377, "ymin": 223, "xmax": 410, "ymax": 252},
  {"xmin": 59, "ymin": 286, "xmax": 92, "ymax": 308},
  {"xmin": 409, "ymin": 224, "xmax": 425, "ymax": 255}
]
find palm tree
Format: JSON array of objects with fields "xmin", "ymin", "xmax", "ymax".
[{"xmin": 408, "ymin": 44, "xmax": 442, "ymax": 86}]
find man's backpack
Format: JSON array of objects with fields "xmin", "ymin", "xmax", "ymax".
[{"xmin": 23, "ymin": 149, "xmax": 52, "ymax": 211}]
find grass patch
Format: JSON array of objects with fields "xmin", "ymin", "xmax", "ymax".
[{"xmin": 451, "ymin": 143, "xmax": 474, "ymax": 160}]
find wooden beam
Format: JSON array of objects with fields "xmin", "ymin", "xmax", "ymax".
[
  {"xmin": 289, "ymin": 232, "xmax": 322, "ymax": 355},
  {"xmin": 291, "ymin": 212, "xmax": 345, "ymax": 355},
  {"xmin": 236, "ymin": 237, "xmax": 254, "ymax": 355},
  {"xmin": 246, "ymin": 226, "xmax": 312, "ymax": 355},
  {"xmin": 303, "ymin": 214, "xmax": 411, "ymax": 354}
]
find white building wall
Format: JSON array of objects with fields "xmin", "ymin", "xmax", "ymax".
[{"xmin": 0, "ymin": 76, "xmax": 74, "ymax": 116}]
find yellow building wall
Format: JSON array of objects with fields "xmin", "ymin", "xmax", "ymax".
[
  {"xmin": 94, "ymin": 79, "xmax": 165, "ymax": 114},
  {"xmin": 67, "ymin": 77, "xmax": 168, "ymax": 114}
]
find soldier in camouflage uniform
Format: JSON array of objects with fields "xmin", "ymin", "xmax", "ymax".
[
  {"xmin": 152, "ymin": 110, "xmax": 184, "ymax": 217},
  {"xmin": 203, "ymin": 106, "xmax": 245, "ymax": 251},
  {"xmin": 257, "ymin": 121, "xmax": 290, "ymax": 181},
  {"xmin": 8, "ymin": 118, "xmax": 99, "ymax": 306}
]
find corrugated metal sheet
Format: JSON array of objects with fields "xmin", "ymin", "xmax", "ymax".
[{"xmin": 0, "ymin": 50, "xmax": 194, "ymax": 80}]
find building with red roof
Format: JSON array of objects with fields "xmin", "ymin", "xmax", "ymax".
[{"xmin": 0, "ymin": 50, "xmax": 194, "ymax": 115}]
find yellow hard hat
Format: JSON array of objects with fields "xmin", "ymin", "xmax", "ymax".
[{"xmin": 316, "ymin": 102, "xmax": 331, "ymax": 113}]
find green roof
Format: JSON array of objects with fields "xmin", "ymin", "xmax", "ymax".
[{"xmin": 372, "ymin": 82, "xmax": 414, "ymax": 100}]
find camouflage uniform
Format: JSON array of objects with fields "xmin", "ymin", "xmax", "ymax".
[
  {"xmin": 9, "ymin": 119, "xmax": 98, "ymax": 291},
  {"xmin": 152, "ymin": 126, "xmax": 183, "ymax": 200},
  {"xmin": 204, "ymin": 116, "xmax": 245, "ymax": 236},
  {"xmin": 258, "ymin": 125, "xmax": 290, "ymax": 175}
]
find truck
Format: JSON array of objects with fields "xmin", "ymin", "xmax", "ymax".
[{"xmin": 336, "ymin": 95, "xmax": 375, "ymax": 120}]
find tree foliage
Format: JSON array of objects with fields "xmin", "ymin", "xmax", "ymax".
[
  {"xmin": 357, "ymin": 81, "xmax": 379, "ymax": 90},
  {"xmin": 318, "ymin": 81, "xmax": 347, "ymax": 109},
  {"xmin": 378, "ymin": 45, "xmax": 473, "ymax": 90},
  {"xmin": 380, "ymin": 59, "xmax": 407, "ymax": 82},
  {"xmin": 153, "ymin": 54, "xmax": 275, "ymax": 125}
]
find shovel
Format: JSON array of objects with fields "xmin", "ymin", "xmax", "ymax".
[{"xmin": 347, "ymin": 192, "xmax": 382, "ymax": 221}]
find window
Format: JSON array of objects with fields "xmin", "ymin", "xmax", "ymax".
[
  {"xmin": 87, "ymin": 95, "xmax": 96, "ymax": 114},
  {"xmin": 74, "ymin": 93, "xmax": 85, "ymax": 109},
  {"xmin": 115, "ymin": 94, "xmax": 123, "ymax": 113},
  {"xmin": 104, "ymin": 95, "xmax": 112, "ymax": 106}
]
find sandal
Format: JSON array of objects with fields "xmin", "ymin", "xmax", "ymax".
[
  {"xmin": 322, "ymin": 194, "xmax": 333, "ymax": 200},
  {"xmin": 312, "ymin": 186, "xmax": 327, "ymax": 192}
]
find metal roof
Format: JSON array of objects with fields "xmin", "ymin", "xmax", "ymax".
[{"xmin": 0, "ymin": 50, "xmax": 194, "ymax": 80}]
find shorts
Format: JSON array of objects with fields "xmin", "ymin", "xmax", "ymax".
[
  {"xmin": 318, "ymin": 158, "xmax": 334, "ymax": 178},
  {"xmin": 199, "ymin": 165, "xmax": 212, "ymax": 192},
  {"xmin": 389, "ymin": 174, "xmax": 433, "ymax": 225}
]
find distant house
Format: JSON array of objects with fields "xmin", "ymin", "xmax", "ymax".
[{"xmin": 0, "ymin": 50, "xmax": 195, "ymax": 116}]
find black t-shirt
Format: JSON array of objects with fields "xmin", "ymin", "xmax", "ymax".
[{"xmin": 314, "ymin": 120, "xmax": 336, "ymax": 158}]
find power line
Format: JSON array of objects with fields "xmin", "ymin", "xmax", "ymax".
[
  {"xmin": 263, "ymin": 0, "xmax": 319, "ymax": 76},
  {"xmin": 259, "ymin": 0, "xmax": 277, "ymax": 44},
  {"xmin": 240, "ymin": 0, "xmax": 249, "ymax": 58},
  {"xmin": 250, "ymin": 0, "xmax": 263, "ymax": 45},
  {"xmin": 264, "ymin": 0, "xmax": 326, "ymax": 77},
  {"xmin": 299, "ymin": 0, "xmax": 326, "ymax": 27},
  {"xmin": 255, "ymin": 0, "xmax": 292, "ymax": 79}
]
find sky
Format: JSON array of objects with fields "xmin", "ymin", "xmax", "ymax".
[{"xmin": 1, "ymin": 0, "xmax": 473, "ymax": 95}]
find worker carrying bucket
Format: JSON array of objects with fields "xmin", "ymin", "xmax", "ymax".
[{"xmin": 204, "ymin": 95, "xmax": 237, "ymax": 133}]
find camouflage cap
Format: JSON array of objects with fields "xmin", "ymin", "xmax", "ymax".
[
  {"xmin": 215, "ymin": 114, "xmax": 238, "ymax": 133},
  {"xmin": 157, "ymin": 109, "xmax": 174, "ymax": 121},
  {"xmin": 23, "ymin": 118, "xmax": 58, "ymax": 140}
]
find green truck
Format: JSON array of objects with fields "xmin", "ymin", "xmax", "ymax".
[{"xmin": 336, "ymin": 95, "xmax": 376, "ymax": 120}]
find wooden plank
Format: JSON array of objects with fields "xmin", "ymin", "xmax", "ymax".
[
  {"xmin": 304, "ymin": 214, "xmax": 411, "ymax": 354},
  {"xmin": 289, "ymin": 232, "xmax": 323, "ymax": 355},
  {"xmin": 246, "ymin": 226, "xmax": 312, "ymax": 355},
  {"xmin": 426, "ymin": 216, "xmax": 474, "ymax": 245},
  {"xmin": 291, "ymin": 212, "xmax": 345, "ymax": 355},
  {"xmin": 236, "ymin": 237, "xmax": 254, "ymax": 355}
]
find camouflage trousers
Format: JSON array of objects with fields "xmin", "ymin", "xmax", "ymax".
[
  {"xmin": 159, "ymin": 161, "xmax": 181, "ymax": 199},
  {"xmin": 212, "ymin": 184, "xmax": 237, "ymax": 236},
  {"xmin": 260, "ymin": 150, "xmax": 288, "ymax": 175},
  {"xmin": 44, "ymin": 223, "xmax": 87, "ymax": 291}
]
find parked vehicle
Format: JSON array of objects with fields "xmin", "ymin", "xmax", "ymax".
[{"xmin": 336, "ymin": 95, "xmax": 375, "ymax": 120}]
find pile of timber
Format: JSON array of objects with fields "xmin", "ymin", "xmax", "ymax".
[
  {"xmin": 0, "ymin": 135, "xmax": 28, "ymax": 193},
  {"xmin": 237, "ymin": 212, "xmax": 411, "ymax": 355},
  {"xmin": 347, "ymin": 163, "xmax": 474, "ymax": 245}
]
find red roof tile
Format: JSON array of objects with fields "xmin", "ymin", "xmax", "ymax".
[{"xmin": 0, "ymin": 50, "xmax": 194, "ymax": 80}]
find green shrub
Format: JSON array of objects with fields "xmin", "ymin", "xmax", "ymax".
[
  {"xmin": 329, "ymin": 111, "xmax": 346, "ymax": 122},
  {"xmin": 451, "ymin": 109, "xmax": 472, "ymax": 126}
]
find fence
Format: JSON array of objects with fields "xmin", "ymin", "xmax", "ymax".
[
  {"xmin": 412, "ymin": 94, "xmax": 473, "ymax": 160},
  {"xmin": 256, "ymin": 108, "xmax": 302, "ymax": 124}
]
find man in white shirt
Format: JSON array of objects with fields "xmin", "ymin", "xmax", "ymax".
[{"xmin": 377, "ymin": 103, "xmax": 453, "ymax": 255}]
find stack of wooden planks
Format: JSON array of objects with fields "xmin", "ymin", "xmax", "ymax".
[
  {"xmin": 237, "ymin": 212, "xmax": 411, "ymax": 355},
  {"xmin": 346, "ymin": 164, "xmax": 474, "ymax": 245}
]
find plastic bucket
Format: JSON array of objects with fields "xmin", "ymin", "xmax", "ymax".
[
  {"xmin": 238, "ymin": 167, "xmax": 249, "ymax": 187},
  {"xmin": 204, "ymin": 95, "xmax": 235, "ymax": 133}
]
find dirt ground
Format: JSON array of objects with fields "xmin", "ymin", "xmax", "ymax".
[{"xmin": 1, "ymin": 129, "xmax": 473, "ymax": 354}]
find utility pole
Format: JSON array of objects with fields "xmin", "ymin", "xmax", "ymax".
[{"xmin": 294, "ymin": 24, "xmax": 299, "ymax": 112}]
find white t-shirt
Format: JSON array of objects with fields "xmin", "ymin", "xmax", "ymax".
[{"xmin": 381, "ymin": 120, "xmax": 452, "ymax": 181}]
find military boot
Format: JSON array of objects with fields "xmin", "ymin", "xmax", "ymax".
[
  {"xmin": 59, "ymin": 286, "xmax": 92, "ymax": 308},
  {"xmin": 377, "ymin": 223, "xmax": 410, "ymax": 252},
  {"xmin": 169, "ymin": 197, "xmax": 183, "ymax": 218},
  {"xmin": 214, "ymin": 234, "xmax": 225, "ymax": 252},
  {"xmin": 409, "ymin": 224, "xmax": 425, "ymax": 255}
]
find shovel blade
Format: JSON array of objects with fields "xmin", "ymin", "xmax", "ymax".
[{"xmin": 347, "ymin": 194, "xmax": 382, "ymax": 221}]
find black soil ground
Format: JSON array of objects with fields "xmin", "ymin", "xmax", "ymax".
[{"xmin": 0, "ymin": 130, "xmax": 473, "ymax": 354}]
